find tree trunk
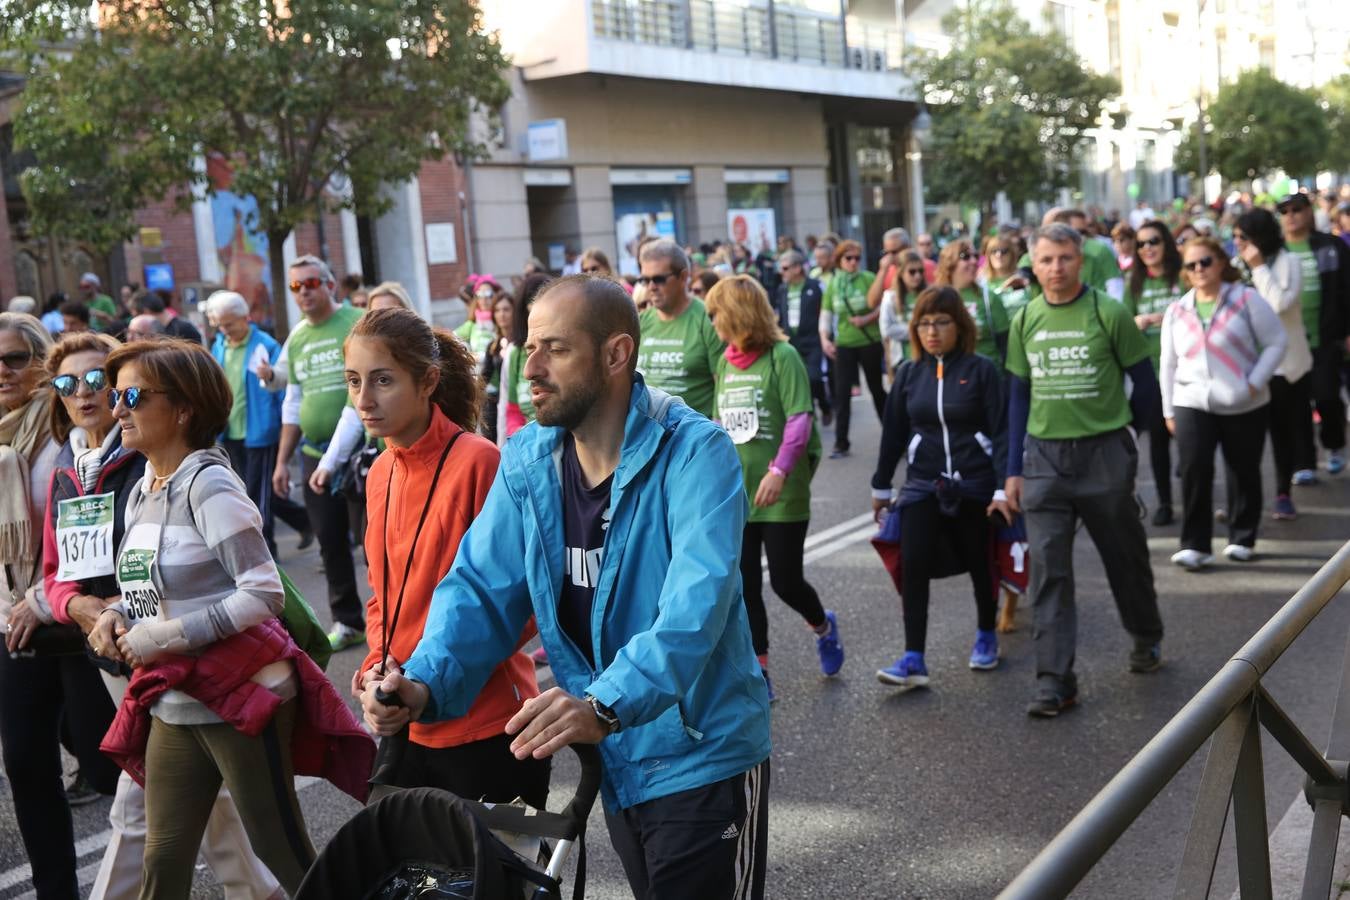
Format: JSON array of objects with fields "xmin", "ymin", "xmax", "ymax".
[{"xmin": 268, "ymin": 230, "xmax": 291, "ymax": 339}]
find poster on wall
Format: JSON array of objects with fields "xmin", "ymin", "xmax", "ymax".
[
  {"xmin": 727, "ymin": 208, "xmax": 777, "ymax": 258},
  {"xmin": 207, "ymin": 152, "xmax": 273, "ymax": 324},
  {"xmin": 616, "ymin": 211, "xmax": 676, "ymax": 276}
]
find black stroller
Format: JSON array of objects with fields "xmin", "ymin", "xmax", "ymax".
[{"xmin": 296, "ymin": 701, "xmax": 602, "ymax": 900}]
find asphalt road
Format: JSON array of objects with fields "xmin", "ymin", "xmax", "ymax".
[{"xmin": 3, "ymin": 397, "xmax": 1350, "ymax": 899}]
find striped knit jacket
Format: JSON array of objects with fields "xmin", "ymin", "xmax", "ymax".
[{"xmin": 1159, "ymin": 281, "xmax": 1288, "ymax": 419}]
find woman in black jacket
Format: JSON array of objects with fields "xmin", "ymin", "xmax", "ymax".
[{"xmin": 870, "ymin": 287, "xmax": 1010, "ymax": 690}]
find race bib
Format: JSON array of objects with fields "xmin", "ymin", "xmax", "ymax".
[
  {"xmin": 55, "ymin": 492, "xmax": 115, "ymax": 582},
  {"xmin": 117, "ymin": 547, "xmax": 162, "ymax": 622},
  {"xmin": 721, "ymin": 386, "xmax": 760, "ymax": 445}
]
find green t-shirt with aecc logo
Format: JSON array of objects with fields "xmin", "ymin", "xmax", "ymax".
[
  {"xmin": 636, "ymin": 299, "xmax": 725, "ymax": 419},
  {"xmin": 1286, "ymin": 240, "xmax": 1322, "ymax": 350},
  {"xmin": 999, "ymin": 284, "xmax": 1030, "ymax": 317},
  {"xmin": 287, "ymin": 305, "xmax": 364, "ymax": 456},
  {"xmin": 1005, "ymin": 288, "xmax": 1151, "ymax": 441},
  {"xmin": 1124, "ymin": 275, "xmax": 1184, "ymax": 370},
  {"xmin": 505, "ymin": 344, "xmax": 534, "ymax": 423},
  {"xmin": 223, "ymin": 341, "xmax": 248, "ymax": 441},
  {"xmin": 455, "ymin": 318, "xmax": 496, "ymax": 359},
  {"xmin": 786, "ymin": 283, "xmax": 804, "ymax": 336},
  {"xmin": 959, "ymin": 284, "xmax": 1011, "ymax": 368},
  {"xmin": 821, "ymin": 270, "xmax": 880, "ymax": 348},
  {"xmin": 714, "ymin": 341, "xmax": 821, "ymax": 524}
]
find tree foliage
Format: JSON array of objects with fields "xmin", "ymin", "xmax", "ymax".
[
  {"xmin": 1321, "ymin": 74, "xmax": 1350, "ymax": 175},
  {"xmin": 1, "ymin": 0, "xmax": 510, "ymax": 331},
  {"xmin": 1176, "ymin": 68, "xmax": 1329, "ymax": 184},
  {"xmin": 905, "ymin": 0, "xmax": 1118, "ymax": 212}
]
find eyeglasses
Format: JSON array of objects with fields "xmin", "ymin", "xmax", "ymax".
[
  {"xmin": 990, "ymin": 248, "xmax": 1011, "ymax": 256},
  {"xmin": 288, "ymin": 277, "xmax": 326, "ymax": 293},
  {"xmin": 635, "ymin": 273, "xmax": 677, "ymax": 286},
  {"xmin": 1176, "ymin": 236, "xmax": 1191, "ymax": 246},
  {"xmin": 581, "ymin": 266, "xmax": 605, "ymax": 274},
  {"xmin": 1184, "ymin": 257, "xmax": 1215, "ymax": 272},
  {"xmin": 0, "ymin": 351, "xmax": 34, "ymax": 371},
  {"xmin": 53, "ymin": 368, "xmax": 108, "ymax": 397},
  {"xmin": 842, "ymin": 255, "xmax": 861, "ymax": 262},
  {"xmin": 915, "ymin": 318, "xmax": 956, "ymax": 331},
  {"xmin": 957, "ymin": 251, "xmax": 974, "ymax": 261},
  {"xmin": 904, "ymin": 268, "xmax": 924, "ymax": 277},
  {"xmin": 1138, "ymin": 237, "xmax": 1165, "ymax": 248},
  {"xmin": 108, "ymin": 386, "xmax": 166, "ymax": 411}
]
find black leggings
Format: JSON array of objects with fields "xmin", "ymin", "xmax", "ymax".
[
  {"xmin": 739, "ymin": 520, "xmax": 826, "ymax": 657},
  {"xmin": 0, "ymin": 649, "xmax": 121, "ymax": 900},
  {"xmin": 1269, "ymin": 374, "xmax": 1315, "ymax": 495},
  {"xmin": 831, "ymin": 342, "xmax": 887, "ymax": 451},
  {"xmin": 899, "ymin": 496, "xmax": 995, "ymax": 654},
  {"xmin": 1146, "ymin": 407, "xmax": 1173, "ymax": 507}
]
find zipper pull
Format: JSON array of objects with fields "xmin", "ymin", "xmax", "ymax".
[{"xmin": 936, "ymin": 355, "xmax": 944, "ymax": 380}]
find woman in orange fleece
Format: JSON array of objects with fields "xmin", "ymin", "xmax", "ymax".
[{"xmin": 345, "ymin": 307, "xmax": 548, "ymax": 805}]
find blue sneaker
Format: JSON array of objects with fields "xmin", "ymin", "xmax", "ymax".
[
  {"xmin": 815, "ymin": 610, "xmax": 845, "ymax": 676},
  {"xmin": 877, "ymin": 651, "xmax": 929, "ymax": 689},
  {"xmin": 1328, "ymin": 452, "xmax": 1346, "ymax": 476},
  {"xmin": 1293, "ymin": 469, "xmax": 1319, "ymax": 486},
  {"xmin": 1272, "ymin": 494, "xmax": 1297, "ymax": 520},
  {"xmin": 761, "ymin": 668, "xmax": 777, "ymax": 704},
  {"xmin": 969, "ymin": 629, "xmax": 1000, "ymax": 670}
]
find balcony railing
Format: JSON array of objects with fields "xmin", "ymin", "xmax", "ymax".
[{"xmin": 590, "ymin": 0, "xmax": 901, "ymax": 72}]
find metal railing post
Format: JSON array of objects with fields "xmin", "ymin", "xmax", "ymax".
[
  {"xmin": 1173, "ymin": 696, "xmax": 1255, "ymax": 899},
  {"xmin": 1231, "ymin": 706, "xmax": 1273, "ymax": 899}
]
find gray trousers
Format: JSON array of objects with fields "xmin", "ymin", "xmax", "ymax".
[{"xmin": 1023, "ymin": 429, "xmax": 1163, "ymax": 685}]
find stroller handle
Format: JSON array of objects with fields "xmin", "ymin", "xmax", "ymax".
[{"xmin": 562, "ymin": 743, "xmax": 603, "ymax": 832}]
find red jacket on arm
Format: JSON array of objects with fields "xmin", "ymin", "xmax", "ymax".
[{"xmin": 101, "ymin": 617, "xmax": 375, "ymax": 803}]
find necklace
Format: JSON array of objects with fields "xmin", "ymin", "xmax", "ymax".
[{"xmin": 150, "ymin": 472, "xmax": 173, "ymax": 492}]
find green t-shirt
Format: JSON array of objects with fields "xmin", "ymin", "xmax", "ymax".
[
  {"xmin": 1287, "ymin": 240, "xmax": 1322, "ymax": 350},
  {"xmin": 821, "ymin": 270, "xmax": 880, "ymax": 348},
  {"xmin": 1194, "ymin": 298, "xmax": 1217, "ymax": 325},
  {"xmin": 287, "ymin": 305, "xmax": 364, "ymax": 456},
  {"xmin": 223, "ymin": 342, "xmax": 248, "ymax": 441},
  {"xmin": 89, "ymin": 294, "xmax": 118, "ymax": 332},
  {"xmin": 455, "ymin": 318, "xmax": 496, "ymax": 359},
  {"xmin": 786, "ymin": 283, "xmax": 804, "ymax": 337},
  {"xmin": 1124, "ymin": 275, "xmax": 1183, "ymax": 369},
  {"xmin": 637, "ymin": 299, "xmax": 725, "ymax": 418},
  {"xmin": 1005, "ymin": 288, "xmax": 1151, "ymax": 440},
  {"xmin": 714, "ymin": 342, "xmax": 821, "ymax": 523},
  {"xmin": 999, "ymin": 285, "xmax": 1030, "ymax": 317},
  {"xmin": 960, "ymin": 284, "xmax": 1011, "ymax": 367}
]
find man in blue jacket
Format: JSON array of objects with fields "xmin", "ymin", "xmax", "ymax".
[
  {"xmin": 364, "ymin": 274, "xmax": 772, "ymax": 898},
  {"xmin": 206, "ymin": 290, "xmax": 313, "ymax": 557}
]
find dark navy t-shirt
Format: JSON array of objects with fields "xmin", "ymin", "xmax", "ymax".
[{"xmin": 560, "ymin": 433, "xmax": 612, "ymax": 667}]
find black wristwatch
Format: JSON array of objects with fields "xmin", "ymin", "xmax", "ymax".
[{"xmin": 586, "ymin": 695, "xmax": 621, "ymax": 734}]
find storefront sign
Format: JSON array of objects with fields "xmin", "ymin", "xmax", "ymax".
[
  {"xmin": 727, "ymin": 209, "xmax": 777, "ymax": 257},
  {"xmin": 144, "ymin": 263, "xmax": 175, "ymax": 292},
  {"xmin": 616, "ymin": 211, "xmax": 677, "ymax": 276},
  {"xmin": 724, "ymin": 169, "xmax": 790, "ymax": 184},
  {"xmin": 425, "ymin": 223, "xmax": 458, "ymax": 265},
  {"xmin": 527, "ymin": 119, "xmax": 569, "ymax": 162},
  {"xmin": 610, "ymin": 168, "xmax": 692, "ymax": 186},
  {"xmin": 524, "ymin": 168, "xmax": 573, "ymax": 187}
]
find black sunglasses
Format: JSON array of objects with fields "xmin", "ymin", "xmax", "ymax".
[
  {"xmin": 1184, "ymin": 256, "xmax": 1215, "ymax": 272},
  {"xmin": 990, "ymin": 247, "xmax": 1012, "ymax": 256},
  {"xmin": 0, "ymin": 351, "xmax": 34, "ymax": 371},
  {"xmin": 636, "ymin": 274, "xmax": 676, "ymax": 286},
  {"xmin": 581, "ymin": 266, "xmax": 605, "ymax": 274},
  {"xmin": 1138, "ymin": 237, "xmax": 1164, "ymax": 248},
  {"xmin": 842, "ymin": 254, "xmax": 861, "ymax": 262},
  {"xmin": 108, "ymin": 386, "xmax": 165, "ymax": 411},
  {"xmin": 53, "ymin": 368, "xmax": 108, "ymax": 397},
  {"xmin": 957, "ymin": 251, "xmax": 974, "ymax": 261}
]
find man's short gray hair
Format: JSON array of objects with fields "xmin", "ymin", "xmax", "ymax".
[
  {"xmin": 6, "ymin": 296, "xmax": 37, "ymax": 315},
  {"xmin": 205, "ymin": 290, "xmax": 250, "ymax": 321},
  {"xmin": 778, "ymin": 250, "xmax": 807, "ymax": 268},
  {"xmin": 289, "ymin": 254, "xmax": 335, "ymax": 284},
  {"xmin": 638, "ymin": 239, "xmax": 689, "ymax": 274},
  {"xmin": 883, "ymin": 227, "xmax": 911, "ymax": 247},
  {"xmin": 1032, "ymin": 223, "xmax": 1083, "ymax": 255}
]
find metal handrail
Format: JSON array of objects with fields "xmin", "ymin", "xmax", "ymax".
[{"xmin": 999, "ymin": 538, "xmax": 1350, "ymax": 899}]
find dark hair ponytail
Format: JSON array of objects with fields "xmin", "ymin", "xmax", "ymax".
[{"xmin": 347, "ymin": 308, "xmax": 482, "ymax": 433}]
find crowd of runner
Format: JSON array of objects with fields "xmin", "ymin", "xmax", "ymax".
[{"xmin": 2, "ymin": 186, "xmax": 1349, "ymax": 898}]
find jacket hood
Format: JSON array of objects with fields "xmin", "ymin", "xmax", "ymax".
[{"xmin": 140, "ymin": 446, "xmax": 232, "ymax": 495}]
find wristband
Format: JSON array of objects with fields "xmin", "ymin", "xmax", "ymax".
[
  {"xmin": 586, "ymin": 695, "xmax": 621, "ymax": 734},
  {"xmin": 768, "ymin": 464, "xmax": 787, "ymax": 479}
]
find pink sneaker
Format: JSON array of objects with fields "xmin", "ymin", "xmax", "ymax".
[{"xmin": 530, "ymin": 647, "xmax": 549, "ymax": 666}]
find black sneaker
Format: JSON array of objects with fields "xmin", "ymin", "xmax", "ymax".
[
  {"xmin": 64, "ymin": 772, "xmax": 102, "ymax": 807},
  {"xmin": 297, "ymin": 529, "xmax": 316, "ymax": 550},
  {"xmin": 1128, "ymin": 643, "xmax": 1162, "ymax": 674},
  {"xmin": 829, "ymin": 446, "xmax": 850, "ymax": 460},
  {"xmin": 1027, "ymin": 685, "xmax": 1078, "ymax": 718},
  {"xmin": 1151, "ymin": 505, "xmax": 1174, "ymax": 526}
]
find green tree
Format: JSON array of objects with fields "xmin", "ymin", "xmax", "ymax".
[
  {"xmin": 1321, "ymin": 74, "xmax": 1350, "ymax": 174},
  {"xmin": 1176, "ymin": 69, "xmax": 1329, "ymax": 185},
  {"xmin": 1, "ymin": 0, "xmax": 510, "ymax": 333},
  {"xmin": 905, "ymin": 0, "xmax": 1118, "ymax": 220}
]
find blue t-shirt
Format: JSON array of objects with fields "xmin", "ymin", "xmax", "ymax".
[{"xmin": 560, "ymin": 433, "xmax": 612, "ymax": 667}]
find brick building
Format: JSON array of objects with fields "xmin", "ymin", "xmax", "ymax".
[{"xmin": 1, "ymin": 73, "xmax": 476, "ymax": 330}]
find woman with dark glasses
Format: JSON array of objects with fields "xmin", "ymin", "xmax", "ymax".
[
  {"xmin": 819, "ymin": 239, "xmax": 886, "ymax": 458},
  {"xmin": 0, "ymin": 312, "xmax": 106, "ymax": 899},
  {"xmin": 880, "ymin": 250, "xmax": 927, "ymax": 372},
  {"xmin": 1236, "ymin": 207, "xmax": 1310, "ymax": 521},
  {"xmin": 43, "ymin": 330, "xmax": 281, "ymax": 899},
  {"xmin": 934, "ymin": 238, "xmax": 1010, "ymax": 370},
  {"xmin": 1160, "ymin": 237, "xmax": 1286, "ymax": 570},
  {"xmin": 979, "ymin": 235, "xmax": 1029, "ymax": 317},
  {"xmin": 1125, "ymin": 220, "xmax": 1186, "ymax": 525}
]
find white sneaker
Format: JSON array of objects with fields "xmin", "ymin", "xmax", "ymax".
[
  {"xmin": 1223, "ymin": 544, "xmax": 1254, "ymax": 562},
  {"xmin": 1171, "ymin": 548, "xmax": 1214, "ymax": 571}
]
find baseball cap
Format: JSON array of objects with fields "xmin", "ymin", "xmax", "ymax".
[
  {"xmin": 1278, "ymin": 193, "xmax": 1312, "ymax": 213},
  {"xmin": 79, "ymin": 272, "xmax": 100, "ymax": 287}
]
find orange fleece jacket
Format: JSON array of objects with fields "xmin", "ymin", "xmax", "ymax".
[{"xmin": 360, "ymin": 405, "xmax": 538, "ymax": 748}]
